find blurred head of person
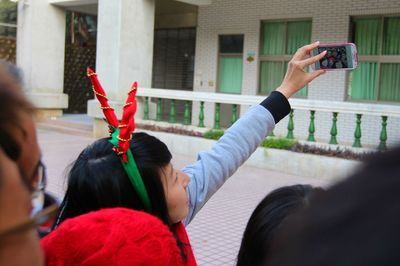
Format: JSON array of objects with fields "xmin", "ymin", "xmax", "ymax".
[
  {"xmin": 0, "ymin": 62, "xmax": 41, "ymax": 194},
  {"xmin": 236, "ymin": 184, "xmax": 323, "ymax": 266},
  {"xmin": 0, "ymin": 64, "xmax": 43, "ymax": 265},
  {"xmin": 267, "ymin": 146, "xmax": 400, "ymax": 266},
  {"xmin": 0, "ymin": 146, "xmax": 44, "ymax": 265}
]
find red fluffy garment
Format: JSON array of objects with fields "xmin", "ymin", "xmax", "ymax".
[{"xmin": 41, "ymin": 208, "xmax": 184, "ymax": 266}]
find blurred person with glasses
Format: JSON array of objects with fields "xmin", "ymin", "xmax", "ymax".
[
  {"xmin": 0, "ymin": 60, "xmax": 42, "ymax": 194},
  {"xmin": 0, "ymin": 63, "xmax": 58, "ymax": 264},
  {"xmin": 0, "ymin": 146, "xmax": 58, "ymax": 266},
  {"xmin": 0, "ymin": 145, "xmax": 44, "ymax": 266},
  {"xmin": 0, "ymin": 61, "xmax": 59, "ymax": 233}
]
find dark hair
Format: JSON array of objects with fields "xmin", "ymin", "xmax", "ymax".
[
  {"xmin": 236, "ymin": 184, "xmax": 322, "ymax": 266},
  {"xmin": 267, "ymin": 145, "xmax": 400, "ymax": 266},
  {"xmin": 0, "ymin": 64, "xmax": 33, "ymax": 161},
  {"xmin": 54, "ymin": 132, "xmax": 191, "ymax": 260},
  {"xmin": 56, "ymin": 132, "xmax": 171, "ymax": 226}
]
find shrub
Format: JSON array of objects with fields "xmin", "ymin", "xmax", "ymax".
[
  {"xmin": 203, "ymin": 129, "xmax": 225, "ymax": 140},
  {"xmin": 261, "ymin": 137, "xmax": 299, "ymax": 150},
  {"xmin": 291, "ymin": 144, "xmax": 376, "ymax": 161},
  {"xmin": 136, "ymin": 123, "xmax": 203, "ymax": 137}
]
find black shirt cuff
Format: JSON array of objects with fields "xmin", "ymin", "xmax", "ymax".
[{"xmin": 260, "ymin": 91, "xmax": 291, "ymax": 124}]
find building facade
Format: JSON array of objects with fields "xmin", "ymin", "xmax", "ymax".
[
  {"xmin": 1, "ymin": 0, "xmax": 399, "ymax": 147},
  {"xmin": 193, "ymin": 0, "xmax": 400, "ymax": 147}
]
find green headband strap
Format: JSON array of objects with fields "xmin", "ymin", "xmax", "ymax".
[{"xmin": 109, "ymin": 129, "xmax": 152, "ymax": 211}]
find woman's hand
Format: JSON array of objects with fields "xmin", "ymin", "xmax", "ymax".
[{"xmin": 276, "ymin": 41, "xmax": 327, "ymax": 99}]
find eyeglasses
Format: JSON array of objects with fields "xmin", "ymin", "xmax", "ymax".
[
  {"xmin": 30, "ymin": 160, "xmax": 47, "ymax": 194},
  {"xmin": 18, "ymin": 159, "xmax": 47, "ymax": 195},
  {"xmin": 0, "ymin": 204, "xmax": 58, "ymax": 239}
]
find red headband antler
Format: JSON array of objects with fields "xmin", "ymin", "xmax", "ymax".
[
  {"xmin": 87, "ymin": 68, "xmax": 137, "ymax": 162},
  {"xmin": 87, "ymin": 68, "xmax": 119, "ymax": 128},
  {"xmin": 115, "ymin": 82, "xmax": 138, "ymax": 162}
]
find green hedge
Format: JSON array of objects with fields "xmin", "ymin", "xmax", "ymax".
[
  {"xmin": 203, "ymin": 130, "xmax": 298, "ymax": 150},
  {"xmin": 261, "ymin": 137, "xmax": 298, "ymax": 150},
  {"xmin": 203, "ymin": 129, "xmax": 225, "ymax": 140}
]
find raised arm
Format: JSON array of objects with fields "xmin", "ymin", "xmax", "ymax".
[{"xmin": 183, "ymin": 42, "xmax": 326, "ymax": 225}]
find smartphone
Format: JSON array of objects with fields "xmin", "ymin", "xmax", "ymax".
[{"xmin": 312, "ymin": 43, "xmax": 358, "ymax": 70}]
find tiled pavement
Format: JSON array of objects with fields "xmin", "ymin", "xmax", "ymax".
[
  {"xmin": 38, "ymin": 127, "xmax": 330, "ymax": 266},
  {"xmin": 184, "ymin": 161, "xmax": 328, "ymax": 265}
]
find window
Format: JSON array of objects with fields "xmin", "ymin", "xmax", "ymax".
[
  {"xmin": 349, "ymin": 16, "xmax": 400, "ymax": 102},
  {"xmin": 66, "ymin": 12, "xmax": 97, "ymax": 46},
  {"xmin": 259, "ymin": 20, "xmax": 311, "ymax": 97},
  {"xmin": 152, "ymin": 28, "xmax": 196, "ymax": 91},
  {"xmin": 151, "ymin": 28, "xmax": 196, "ymax": 122},
  {"xmin": 0, "ymin": 0, "xmax": 17, "ymax": 38},
  {"xmin": 217, "ymin": 35, "xmax": 244, "ymax": 94},
  {"xmin": 0, "ymin": 0, "xmax": 17, "ymax": 62}
]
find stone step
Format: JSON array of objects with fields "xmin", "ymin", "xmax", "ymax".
[{"xmin": 36, "ymin": 118, "xmax": 93, "ymax": 137}]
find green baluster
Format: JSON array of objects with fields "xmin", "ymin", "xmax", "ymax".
[
  {"xmin": 286, "ymin": 109, "xmax": 294, "ymax": 139},
  {"xmin": 231, "ymin": 104, "xmax": 238, "ymax": 125},
  {"xmin": 143, "ymin": 97, "xmax": 149, "ymax": 120},
  {"xmin": 183, "ymin": 101, "xmax": 191, "ymax": 125},
  {"xmin": 307, "ymin": 110, "xmax": 316, "ymax": 142},
  {"xmin": 156, "ymin": 98, "xmax": 162, "ymax": 121},
  {"xmin": 214, "ymin": 103, "xmax": 221, "ymax": 130},
  {"xmin": 352, "ymin": 114, "xmax": 362, "ymax": 148},
  {"xmin": 198, "ymin": 101, "xmax": 205, "ymax": 128},
  {"xmin": 169, "ymin": 99, "xmax": 176, "ymax": 123},
  {"xmin": 378, "ymin": 116, "xmax": 388, "ymax": 151},
  {"xmin": 329, "ymin": 112, "xmax": 338, "ymax": 145}
]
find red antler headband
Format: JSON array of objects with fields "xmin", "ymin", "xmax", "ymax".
[
  {"xmin": 115, "ymin": 82, "xmax": 137, "ymax": 163},
  {"xmin": 87, "ymin": 68, "xmax": 118, "ymax": 129},
  {"xmin": 87, "ymin": 68, "xmax": 151, "ymax": 211}
]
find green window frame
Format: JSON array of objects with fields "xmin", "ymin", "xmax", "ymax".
[
  {"xmin": 349, "ymin": 16, "xmax": 400, "ymax": 102},
  {"xmin": 217, "ymin": 35, "xmax": 244, "ymax": 94},
  {"xmin": 259, "ymin": 20, "xmax": 311, "ymax": 97},
  {"xmin": 0, "ymin": 0, "xmax": 17, "ymax": 38}
]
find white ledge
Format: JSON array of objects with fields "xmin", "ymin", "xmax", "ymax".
[
  {"xmin": 175, "ymin": 0, "xmax": 212, "ymax": 6},
  {"xmin": 26, "ymin": 92, "xmax": 68, "ymax": 109},
  {"xmin": 48, "ymin": 0, "xmax": 97, "ymax": 6},
  {"xmin": 136, "ymin": 88, "xmax": 400, "ymax": 118}
]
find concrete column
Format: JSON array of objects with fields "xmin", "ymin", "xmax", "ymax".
[
  {"xmin": 88, "ymin": 0, "xmax": 155, "ymax": 137},
  {"xmin": 16, "ymin": 0, "xmax": 68, "ymax": 118}
]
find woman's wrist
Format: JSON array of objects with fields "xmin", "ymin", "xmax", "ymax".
[
  {"xmin": 275, "ymin": 84, "xmax": 295, "ymax": 99},
  {"xmin": 260, "ymin": 91, "xmax": 291, "ymax": 124}
]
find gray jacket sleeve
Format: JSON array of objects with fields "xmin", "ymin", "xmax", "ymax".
[{"xmin": 182, "ymin": 105, "xmax": 276, "ymax": 225}]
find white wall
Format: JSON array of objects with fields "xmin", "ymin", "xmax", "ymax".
[
  {"xmin": 95, "ymin": 0, "xmax": 155, "ymax": 103},
  {"xmin": 192, "ymin": 0, "xmax": 400, "ymax": 147},
  {"xmin": 17, "ymin": 0, "xmax": 68, "ymax": 113}
]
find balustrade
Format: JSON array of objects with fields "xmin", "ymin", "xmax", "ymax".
[{"xmin": 135, "ymin": 88, "xmax": 400, "ymax": 149}]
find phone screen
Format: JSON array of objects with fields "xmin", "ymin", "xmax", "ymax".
[{"xmin": 317, "ymin": 46, "xmax": 353, "ymax": 69}]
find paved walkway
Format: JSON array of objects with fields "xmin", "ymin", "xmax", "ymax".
[{"xmin": 38, "ymin": 127, "xmax": 330, "ymax": 266}]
